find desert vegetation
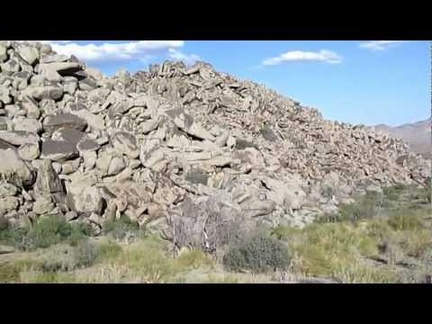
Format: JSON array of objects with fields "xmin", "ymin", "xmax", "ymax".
[{"xmin": 1, "ymin": 184, "xmax": 430, "ymax": 283}]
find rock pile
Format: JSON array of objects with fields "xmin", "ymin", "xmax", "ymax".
[{"xmin": 0, "ymin": 41, "xmax": 430, "ymax": 243}]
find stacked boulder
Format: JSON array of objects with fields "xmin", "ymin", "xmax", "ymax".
[{"xmin": 0, "ymin": 41, "xmax": 429, "ymax": 240}]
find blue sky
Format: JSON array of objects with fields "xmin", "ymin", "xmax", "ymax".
[{"xmin": 45, "ymin": 40, "xmax": 430, "ymax": 126}]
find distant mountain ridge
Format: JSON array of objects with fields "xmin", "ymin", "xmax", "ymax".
[{"xmin": 371, "ymin": 119, "xmax": 430, "ymax": 158}]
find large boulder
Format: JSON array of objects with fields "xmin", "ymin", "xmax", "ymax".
[{"xmin": 0, "ymin": 148, "xmax": 35, "ymax": 187}]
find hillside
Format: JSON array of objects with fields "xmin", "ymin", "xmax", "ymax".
[
  {"xmin": 0, "ymin": 41, "xmax": 431, "ymax": 283},
  {"xmin": 371, "ymin": 119, "xmax": 430, "ymax": 158}
]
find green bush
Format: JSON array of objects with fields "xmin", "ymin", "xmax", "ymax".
[
  {"xmin": 97, "ymin": 240, "xmax": 123, "ymax": 261},
  {"xmin": 0, "ymin": 223, "xmax": 28, "ymax": 249},
  {"xmin": 320, "ymin": 190, "xmax": 385, "ymax": 223},
  {"xmin": 40, "ymin": 240, "xmax": 99, "ymax": 272},
  {"xmin": 74, "ymin": 239, "xmax": 100, "ymax": 268},
  {"xmin": 223, "ymin": 234, "xmax": 290, "ymax": 273},
  {"xmin": 103, "ymin": 216, "xmax": 141, "ymax": 241},
  {"xmin": 0, "ymin": 215, "xmax": 94, "ymax": 251},
  {"xmin": 387, "ymin": 214, "xmax": 424, "ymax": 231},
  {"xmin": 26, "ymin": 216, "xmax": 94, "ymax": 250},
  {"xmin": 382, "ymin": 184, "xmax": 406, "ymax": 201}
]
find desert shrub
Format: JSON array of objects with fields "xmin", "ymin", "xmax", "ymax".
[
  {"xmin": 67, "ymin": 222, "xmax": 94, "ymax": 246},
  {"xmin": 382, "ymin": 184, "xmax": 406, "ymax": 201},
  {"xmin": 271, "ymin": 225, "xmax": 302, "ymax": 241},
  {"xmin": 169, "ymin": 198, "xmax": 246, "ymax": 254},
  {"xmin": 97, "ymin": 240, "xmax": 123, "ymax": 261},
  {"xmin": 0, "ymin": 222, "xmax": 28, "ymax": 249},
  {"xmin": 411, "ymin": 186, "xmax": 432, "ymax": 204},
  {"xmin": 320, "ymin": 190, "xmax": 385, "ymax": 223},
  {"xmin": 0, "ymin": 262, "xmax": 20, "ymax": 282},
  {"xmin": 20, "ymin": 270, "xmax": 76, "ymax": 283},
  {"xmin": 175, "ymin": 249, "xmax": 215, "ymax": 270},
  {"xmin": 223, "ymin": 234, "xmax": 290, "ymax": 273},
  {"xmin": 0, "ymin": 217, "xmax": 9, "ymax": 231},
  {"xmin": 24, "ymin": 216, "xmax": 94, "ymax": 250},
  {"xmin": 103, "ymin": 216, "xmax": 141, "ymax": 241},
  {"xmin": 74, "ymin": 239, "xmax": 99, "ymax": 268},
  {"xmin": 387, "ymin": 214, "xmax": 424, "ymax": 231},
  {"xmin": 40, "ymin": 240, "xmax": 99, "ymax": 272}
]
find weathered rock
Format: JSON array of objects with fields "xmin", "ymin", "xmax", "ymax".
[
  {"xmin": 107, "ymin": 156, "xmax": 126, "ymax": 176},
  {"xmin": 140, "ymin": 139, "xmax": 167, "ymax": 172},
  {"xmin": 16, "ymin": 45, "xmax": 40, "ymax": 66},
  {"xmin": 82, "ymin": 151, "xmax": 97, "ymax": 171},
  {"xmin": 51, "ymin": 127, "xmax": 85, "ymax": 144},
  {"xmin": 0, "ymin": 148, "xmax": 35, "ymax": 187},
  {"xmin": 40, "ymin": 54, "xmax": 69, "ymax": 64},
  {"xmin": 40, "ymin": 139, "xmax": 79, "ymax": 161},
  {"xmin": 38, "ymin": 62, "xmax": 83, "ymax": 77},
  {"xmin": 241, "ymin": 199, "xmax": 276, "ymax": 218},
  {"xmin": 0, "ymin": 43, "xmax": 7, "ymax": 63},
  {"xmin": 77, "ymin": 138, "xmax": 100, "ymax": 153},
  {"xmin": 13, "ymin": 117, "xmax": 42, "ymax": 134},
  {"xmin": 0, "ymin": 182, "xmax": 18, "ymax": 197},
  {"xmin": 0, "ymin": 117, "xmax": 9, "ymax": 130},
  {"xmin": 0, "ymin": 130, "xmax": 39, "ymax": 146},
  {"xmin": 18, "ymin": 142, "xmax": 40, "ymax": 161},
  {"xmin": 71, "ymin": 110, "xmax": 105, "ymax": 131},
  {"xmin": 0, "ymin": 196, "xmax": 20, "ymax": 215},
  {"xmin": 20, "ymin": 95, "xmax": 40, "ymax": 119},
  {"xmin": 28, "ymin": 86, "xmax": 64, "ymax": 101},
  {"xmin": 0, "ymin": 58, "xmax": 20, "ymax": 75},
  {"xmin": 96, "ymin": 151, "xmax": 113, "ymax": 175},
  {"xmin": 0, "ymin": 41, "xmax": 429, "ymax": 237},
  {"xmin": 33, "ymin": 196, "xmax": 54, "ymax": 215},
  {"xmin": 66, "ymin": 185, "xmax": 103, "ymax": 215},
  {"xmin": 60, "ymin": 158, "xmax": 81, "ymax": 175},
  {"xmin": 111, "ymin": 131, "xmax": 139, "ymax": 158},
  {"xmin": 43, "ymin": 113, "xmax": 87, "ymax": 133},
  {"xmin": 33, "ymin": 159, "xmax": 64, "ymax": 197},
  {"xmin": 63, "ymin": 76, "xmax": 78, "ymax": 95}
]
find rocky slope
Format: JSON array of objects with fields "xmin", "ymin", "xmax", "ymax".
[
  {"xmin": 0, "ymin": 41, "xmax": 430, "ymax": 251},
  {"xmin": 372, "ymin": 119, "xmax": 430, "ymax": 158}
]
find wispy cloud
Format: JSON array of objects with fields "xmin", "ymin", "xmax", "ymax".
[
  {"xmin": 35, "ymin": 41, "xmax": 185, "ymax": 62},
  {"xmin": 359, "ymin": 41, "xmax": 407, "ymax": 51},
  {"xmin": 168, "ymin": 48, "xmax": 200, "ymax": 65},
  {"xmin": 262, "ymin": 49, "xmax": 343, "ymax": 66}
]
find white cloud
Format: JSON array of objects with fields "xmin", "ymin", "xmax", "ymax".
[
  {"xmin": 168, "ymin": 48, "xmax": 200, "ymax": 65},
  {"xmin": 262, "ymin": 49, "xmax": 342, "ymax": 66},
  {"xmin": 359, "ymin": 41, "xmax": 406, "ymax": 51},
  {"xmin": 36, "ymin": 41, "xmax": 185, "ymax": 62}
]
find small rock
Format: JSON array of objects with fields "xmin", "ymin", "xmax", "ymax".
[
  {"xmin": 63, "ymin": 76, "xmax": 78, "ymax": 95},
  {"xmin": 107, "ymin": 156, "xmax": 126, "ymax": 176},
  {"xmin": 21, "ymin": 95, "xmax": 40, "ymax": 119},
  {"xmin": 0, "ymin": 196, "xmax": 20, "ymax": 214},
  {"xmin": 0, "ymin": 182, "xmax": 18, "ymax": 197},
  {"xmin": 18, "ymin": 142, "xmax": 40, "ymax": 161},
  {"xmin": 13, "ymin": 117, "xmax": 42, "ymax": 134},
  {"xmin": 82, "ymin": 151, "xmax": 97, "ymax": 171},
  {"xmin": 111, "ymin": 131, "xmax": 139, "ymax": 158},
  {"xmin": 61, "ymin": 158, "xmax": 81, "ymax": 175},
  {"xmin": 33, "ymin": 196, "xmax": 54, "ymax": 215},
  {"xmin": 77, "ymin": 138, "xmax": 100, "ymax": 153},
  {"xmin": 17, "ymin": 45, "xmax": 40, "ymax": 66}
]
